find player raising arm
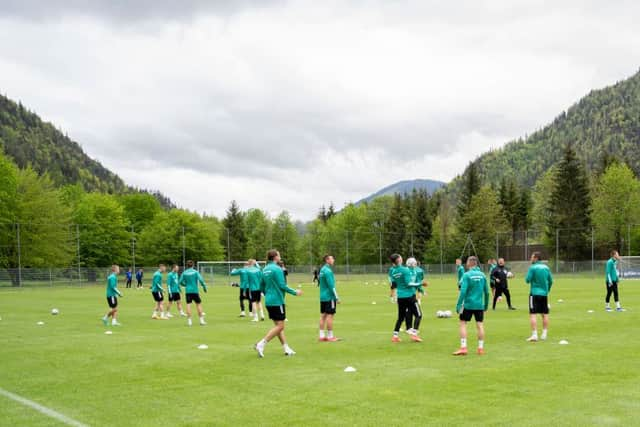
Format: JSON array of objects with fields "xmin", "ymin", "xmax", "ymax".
[
  {"xmin": 254, "ymin": 250, "xmax": 302, "ymax": 358},
  {"xmin": 525, "ymin": 252, "xmax": 553, "ymax": 342},
  {"xmin": 453, "ymin": 256, "xmax": 489, "ymax": 356},
  {"xmin": 231, "ymin": 262, "xmax": 251, "ymax": 318},
  {"xmin": 389, "ymin": 254, "xmax": 423, "ymax": 343},
  {"xmin": 102, "ymin": 265, "xmax": 123, "ymax": 327},
  {"xmin": 179, "ymin": 260, "xmax": 208, "ymax": 326}
]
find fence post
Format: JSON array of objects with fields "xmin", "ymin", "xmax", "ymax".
[
  {"xmin": 440, "ymin": 233, "xmax": 444, "ymax": 275},
  {"xmin": 183, "ymin": 226, "xmax": 188, "ymax": 270},
  {"xmin": 378, "ymin": 231, "xmax": 383, "ymax": 274},
  {"xmin": 555, "ymin": 228, "xmax": 559, "ymax": 273},
  {"xmin": 591, "ymin": 227, "xmax": 595, "ymax": 274},
  {"xmin": 345, "ymin": 231, "xmax": 350, "ymax": 276},
  {"xmin": 131, "ymin": 225, "xmax": 136, "ymax": 273},
  {"xmin": 76, "ymin": 224, "xmax": 81, "ymax": 284},
  {"xmin": 225, "ymin": 227, "xmax": 230, "ymax": 275},
  {"xmin": 524, "ymin": 230, "xmax": 529, "ymax": 261},
  {"xmin": 49, "ymin": 268, "xmax": 53, "ymax": 287},
  {"xmin": 309, "ymin": 237, "xmax": 313, "ymax": 273},
  {"xmin": 16, "ymin": 223, "xmax": 22, "ymax": 287}
]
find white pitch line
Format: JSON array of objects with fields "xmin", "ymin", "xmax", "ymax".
[{"xmin": 0, "ymin": 387, "xmax": 89, "ymax": 427}]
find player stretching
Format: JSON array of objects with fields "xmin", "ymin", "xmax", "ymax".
[
  {"xmin": 179, "ymin": 260, "xmax": 208, "ymax": 326},
  {"xmin": 389, "ymin": 254, "xmax": 423, "ymax": 343},
  {"xmin": 405, "ymin": 257, "xmax": 426, "ymax": 335},
  {"xmin": 453, "ymin": 256, "xmax": 489, "ymax": 356},
  {"xmin": 247, "ymin": 259, "xmax": 265, "ymax": 322},
  {"xmin": 455, "ymin": 258, "xmax": 465, "ymax": 289},
  {"xmin": 231, "ymin": 262, "xmax": 251, "ymax": 317},
  {"xmin": 605, "ymin": 250, "xmax": 624, "ymax": 312},
  {"xmin": 254, "ymin": 250, "xmax": 302, "ymax": 358},
  {"xmin": 488, "ymin": 258, "xmax": 498, "ymax": 301},
  {"xmin": 166, "ymin": 264, "xmax": 186, "ymax": 317},
  {"xmin": 151, "ymin": 264, "xmax": 168, "ymax": 319},
  {"xmin": 102, "ymin": 265, "xmax": 123, "ymax": 326},
  {"xmin": 525, "ymin": 252, "xmax": 553, "ymax": 342},
  {"xmin": 319, "ymin": 254, "xmax": 340, "ymax": 342},
  {"xmin": 491, "ymin": 258, "xmax": 516, "ymax": 310}
]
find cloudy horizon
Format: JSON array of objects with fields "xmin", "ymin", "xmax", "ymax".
[{"xmin": 1, "ymin": 0, "xmax": 638, "ymax": 220}]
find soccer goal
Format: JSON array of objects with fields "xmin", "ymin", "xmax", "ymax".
[
  {"xmin": 619, "ymin": 256, "xmax": 640, "ymax": 279},
  {"xmin": 197, "ymin": 261, "xmax": 265, "ymax": 285}
]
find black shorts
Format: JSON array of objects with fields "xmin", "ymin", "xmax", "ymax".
[
  {"xmin": 390, "ymin": 282, "xmax": 397, "ymax": 290},
  {"xmin": 321, "ymin": 300, "xmax": 337, "ymax": 315},
  {"xmin": 152, "ymin": 291, "xmax": 164, "ymax": 302},
  {"xmin": 529, "ymin": 295, "xmax": 549, "ymax": 314},
  {"xmin": 250, "ymin": 290, "xmax": 262, "ymax": 303},
  {"xmin": 240, "ymin": 288, "xmax": 251, "ymax": 299},
  {"xmin": 459, "ymin": 309, "xmax": 484, "ymax": 322},
  {"xmin": 266, "ymin": 305, "xmax": 286, "ymax": 321},
  {"xmin": 107, "ymin": 296, "xmax": 118, "ymax": 308},
  {"xmin": 168, "ymin": 292, "xmax": 181, "ymax": 302},
  {"xmin": 186, "ymin": 293, "xmax": 202, "ymax": 304}
]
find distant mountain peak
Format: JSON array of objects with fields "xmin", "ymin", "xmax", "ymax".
[{"xmin": 355, "ymin": 179, "xmax": 446, "ymax": 205}]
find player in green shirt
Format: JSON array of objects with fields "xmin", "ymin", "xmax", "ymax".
[
  {"xmin": 605, "ymin": 250, "xmax": 624, "ymax": 312},
  {"xmin": 102, "ymin": 264, "xmax": 123, "ymax": 326},
  {"xmin": 318, "ymin": 254, "xmax": 340, "ymax": 342},
  {"xmin": 453, "ymin": 256, "xmax": 489, "ymax": 356},
  {"xmin": 231, "ymin": 262, "xmax": 251, "ymax": 318},
  {"xmin": 254, "ymin": 250, "xmax": 302, "ymax": 358},
  {"xmin": 179, "ymin": 260, "xmax": 208, "ymax": 326},
  {"xmin": 246, "ymin": 259, "xmax": 265, "ymax": 322},
  {"xmin": 389, "ymin": 254, "xmax": 423, "ymax": 343},
  {"xmin": 405, "ymin": 257, "xmax": 427, "ymax": 335},
  {"xmin": 151, "ymin": 264, "xmax": 168, "ymax": 320},
  {"xmin": 525, "ymin": 252, "xmax": 553, "ymax": 342},
  {"xmin": 455, "ymin": 258, "xmax": 465, "ymax": 290},
  {"xmin": 166, "ymin": 264, "xmax": 186, "ymax": 318}
]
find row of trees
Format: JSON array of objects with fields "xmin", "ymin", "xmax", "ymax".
[{"xmin": 2, "ymin": 143, "xmax": 640, "ymax": 271}]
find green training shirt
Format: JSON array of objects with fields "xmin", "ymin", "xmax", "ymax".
[
  {"xmin": 246, "ymin": 266, "xmax": 262, "ymax": 291},
  {"xmin": 409, "ymin": 266, "xmax": 426, "ymax": 294},
  {"xmin": 456, "ymin": 266, "xmax": 489, "ymax": 312},
  {"xmin": 525, "ymin": 261, "xmax": 553, "ymax": 296},
  {"xmin": 167, "ymin": 271, "xmax": 180, "ymax": 293},
  {"xmin": 606, "ymin": 258, "xmax": 619, "ymax": 283},
  {"xmin": 260, "ymin": 261, "xmax": 298, "ymax": 306},
  {"xmin": 179, "ymin": 268, "xmax": 207, "ymax": 294},
  {"xmin": 151, "ymin": 270, "xmax": 164, "ymax": 292},
  {"xmin": 319, "ymin": 263, "xmax": 339, "ymax": 302},
  {"xmin": 457, "ymin": 265, "xmax": 465, "ymax": 285},
  {"xmin": 106, "ymin": 272, "xmax": 122, "ymax": 298},
  {"xmin": 230, "ymin": 267, "xmax": 249, "ymax": 289},
  {"xmin": 390, "ymin": 265, "xmax": 421, "ymax": 298}
]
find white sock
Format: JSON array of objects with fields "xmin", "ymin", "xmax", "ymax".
[
  {"xmin": 260, "ymin": 310, "xmax": 264, "ymax": 317},
  {"xmin": 153, "ymin": 311, "xmax": 158, "ymax": 317},
  {"xmin": 606, "ymin": 303, "xmax": 611, "ymax": 308},
  {"xmin": 319, "ymin": 330, "xmax": 325, "ymax": 339},
  {"xmin": 531, "ymin": 330, "xmax": 538, "ymax": 338},
  {"xmin": 616, "ymin": 301, "xmax": 621, "ymax": 308},
  {"xmin": 328, "ymin": 330, "xmax": 334, "ymax": 339},
  {"xmin": 112, "ymin": 319, "xmax": 117, "ymax": 325},
  {"xmin": 478, "ymin": 340, "xmax": 484, "ymax": 349},
  {"xmin": 541, "ymin": 329, "xmax": 548, "ymax": 338},
  {"xmin": 461, "ymin": 338, "xmax": 467, "ymax": 348}
]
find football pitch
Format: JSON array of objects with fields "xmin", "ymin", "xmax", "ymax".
[{"xmin": 0, "ymin": 273, "xmax": 638, "ymax": 426}]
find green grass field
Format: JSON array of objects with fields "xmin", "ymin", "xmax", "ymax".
[{"xmin": 0, "ymin": 273, "xmax": 638, "ymax": 426}]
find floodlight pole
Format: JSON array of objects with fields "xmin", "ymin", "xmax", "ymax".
[
  {"xmin": 182, "ymin": 226, "xmax": 186, "ymax": 270},
  {"xmin": 628, "ymin": 224, "xmax": 632, "ymax": 257},
  {"xmin": 77, "ymin": 224, "xmax": 82, "ymax": 283},
  {"xmin": 495, "ymin": 232, "xmax": 499, "ymax": 259},
  {"xmin": 591, "ymin": 227, "xmax": 595, "ymax": 274},
  {"xmin": 131, "ymin": 225, "xmax": 136, "ymax": 273},
  {"xmin": 378, "ymin": 231, "xmax": 383, "ymax": 274},
  {"xmin": 226, "ymin": 227, "xmax": 231, "ymax": 275},
  {"xmin": 345, "ymin": 231, "xmax": 350, "ymax": 277}
]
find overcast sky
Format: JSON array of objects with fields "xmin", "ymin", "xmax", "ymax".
[{"xmin": 1, "ymin": 1, "xmax": 638, "ymax": 219}]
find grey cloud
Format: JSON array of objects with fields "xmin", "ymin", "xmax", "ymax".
[{"xmin": 0, "ymin": 0, "xmax": 283, "ymax": 22}]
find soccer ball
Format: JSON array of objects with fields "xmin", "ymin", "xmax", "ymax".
[
  {"xmin": 436, "ymin": 310, "xmax": 444, "ymax": 318},
  {"xmin": 51, "ymin": 308, "xmax": 59, "ymax": 315},
  {"xmin": 444, "ymin": 310, "xmax": 452, "ymax": 318},
  {"xmin": 507, "ymin": 271, "xmax": 514, "ymax": 279}
]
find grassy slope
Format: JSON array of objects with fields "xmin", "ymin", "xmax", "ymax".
[{"xmin": 0, "ymin": 273, "xmax": 637, "ymax": 426}]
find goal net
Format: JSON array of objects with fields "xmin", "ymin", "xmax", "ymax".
[
  {"xmin": 619, "ymin": 256, "xmax": 640, "ymax": 280},
  {"xmin": 197, "ymin": 261, "xmax": 265, "ymax": 286}
]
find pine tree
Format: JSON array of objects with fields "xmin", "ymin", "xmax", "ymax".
[
  {"xmin": 411, "ymin": 190, "xmax": 432, "ymax": 261},
  {"xmin": 457, "ymin": 162, "xmax": 481, "ymax": 227},
  {"xmin": 547, "ymin": 144, "xmax": 592, "ymax": 260},
  {"xmin": 317, "ymin": 205, "xmax": 328, "ymax": 223},
  {"xmin": 221, "ymin": 200, "xmax": 247, "ymax": 260},
  {"xmin": 498, "ymin": 178, "xmax": 520, "ymax": 244},
  {"xmin": 327, "ymin": 203, "xmax": 336, "ymax": 221},
  {"xmin": 383, "ymin": 193, "xmax": 408, "ymax": 256}
]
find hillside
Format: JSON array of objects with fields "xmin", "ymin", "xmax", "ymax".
[
  {"xmin": 0, "ymin": 93, "xmax": 173, "ymax": 207},
  {"xmin": 455, "ymin": 68, "xmax": 640, "ymax": 188},
  {"xmin": 355, "ymin": 179, "xmax": 446, "ymax": 205}
]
